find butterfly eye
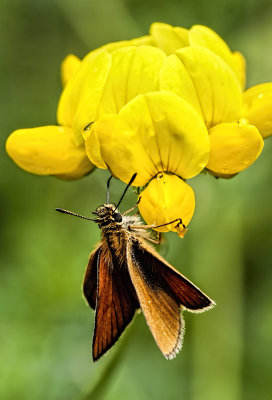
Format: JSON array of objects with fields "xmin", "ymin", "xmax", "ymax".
[{"xmin": 113, "ymin": 213, "xmax": 122, "ymax": 222}]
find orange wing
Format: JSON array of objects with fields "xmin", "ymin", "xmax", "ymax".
[
  {"xmin": 92, "ymin": 244, "xmax": 139, "ymax": 361},
  {"xmin": 83, "ymin": 246, "xmax": 101, "ymax": 309},
  {"xmin": 128, "ymin": 239, "xmax": 215, "ymax": 359}
]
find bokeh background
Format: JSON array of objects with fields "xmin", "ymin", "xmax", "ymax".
[{"xmin": 1, "ymin": 0, "xmax": 272, "ymax": 399}]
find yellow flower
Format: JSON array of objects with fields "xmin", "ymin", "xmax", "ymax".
[
  {"xmin": 7, "ymin": 47, "xmax": 128, "ymax": 179},
  {"xmin": 6, "ymin": 21, "xmax": 271, "ymax": 237},
  {"xmin": 206, "ymin": 119, "xmax": 263, "ymax": 175},
  {"xmin": 138, "ymin": 173, "xmax": 195, "ymax": 238},
  {"xmin": 159, "ymin": 42, "xmax": 264, "ymax": 178},
  {"xmin": 150, "ymin": 22, "xmax": 189, "ymax": 55},
  {"xmin": 150, "ymin": 23, "xmax": 245, "ymax": 89},
  {"xmin": 60, "ymin": 34, "xmax": 155, "ymax": 88},
  {"xmin": 242, "ymin": 83, "xmax": 272, "ymax": 139},
  {"xmin": 96, "ymin": 34, "xmax": 155, "ymax": 53},
  {"xmin": 160, "ymin": 46, "xmax": 242, "ymax": 127},
  {"xmin": 6, "ymin": 36, "xmax": 156, "ymax": 180},
  {"xmin": 57, "ymin": 50, "xmax": 112, "ymax": 146},
  {"xmin": 61, "ymin": 54, "xmax": 81, "ymax": 87},
  {"xmin": 87, "ymin": 91, "xmax": 210, "ymax": 235},
  {"xmin": 6, "ymin": 126, "xmax": 92, "ymax": 179},
  {"xmin": 5, "ymin": 134, "xmax": 92, "ymax": 180},
  {"xmin": 81, "ymin": 45, "xmax": 166, "ymax": 165}
]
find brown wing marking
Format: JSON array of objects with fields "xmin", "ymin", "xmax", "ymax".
[
  {"xmin": 132, "ymin": 240, "xmax": 215, "ymax": 312},
  {"xmin": 92, "ymin": 245, "xmax": 139, "ymax": 361},
  {"xmin": 83, "ymin": 245, "xmax": 101, "ymax": 310},
  {"xmin": 127, "ymin": 240, "xmax": 215, "ymax": 359}
]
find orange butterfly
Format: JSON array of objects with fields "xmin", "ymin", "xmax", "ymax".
[{"xmin": 57, "ymin": 174, "xmax": 215, "ymax": 361}]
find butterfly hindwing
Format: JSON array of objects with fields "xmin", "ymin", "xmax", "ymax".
[
  {"xmin": 83, "ymin": 245, "xmax": 101, "ymax": 309},
  {"xmin": 127, "ymin": 239, "xmax": 214, "ymax": 359},
  {"xmin": 92, "ymin": 244, "xmax": 139, "ymax": 361}
]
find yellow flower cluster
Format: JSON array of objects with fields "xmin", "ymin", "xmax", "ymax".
[{"xmin": 6, "ymin": 23, "xmax": 271, "ymax": 236}]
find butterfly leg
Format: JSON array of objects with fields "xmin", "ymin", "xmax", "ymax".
[
  {"xmin": 122, "ymin": 204, "xmax": 138, "ymax": 216},
  {"xmin": 129, "ymin": 218, "xmax": 186, "ymax": 230},
  {"xmin": 122, "ymin": 198, "xmax": 141, "ymax": 216}
]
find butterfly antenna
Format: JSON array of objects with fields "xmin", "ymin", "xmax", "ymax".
[
  {"xmin": 106, "ymin": 175, "xmax": 113, "ymax": 204},
  {"xmin": 115, "ymin": 173, "xmax": 137, "ymax": 210},
  {"xmin": 56, "ymin": 208, "xmax": 96, "ymax": 221}
]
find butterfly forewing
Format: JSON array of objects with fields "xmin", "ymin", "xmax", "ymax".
[
  {"xmin": 91, "ymin": 244, "xmax": 139, "ymax": 361},
  {"xmin": 131, "ymin": 240, "xmax": 214, "ymax": 312},
  {"xmin": 127, "ymin": 239, "xmax": 215, "ymax": 359}
]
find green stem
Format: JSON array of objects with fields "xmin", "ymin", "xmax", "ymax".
[{"xmin": 79, "ymin": 326, "xmax": 134, "ymax": 400}]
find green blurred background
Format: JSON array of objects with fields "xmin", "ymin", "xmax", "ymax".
[{"xmin": 1, "ymin": 0, "xmax": 272, "ymax": 399}]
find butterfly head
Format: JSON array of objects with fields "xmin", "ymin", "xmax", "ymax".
[{"xmin": 93, "ymin": 204, "xmax": 123, "ymax": 226}]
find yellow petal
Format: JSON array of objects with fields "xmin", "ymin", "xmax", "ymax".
[
  {"xmin": 160, "ymin": 54, "xmax": 203, "ymax": 116},
  {"xmin": 57, "ymin": 50, "xmax": 112, "ymax": 145},
  {"xmin": 206, "ymin": 119, "xmax": 264, "ymax": 175},
  {"xmin": 243, "ymin": 83, "xmax": 272, "ymax": 138},
  {"xmin": 188, "ymin": 25, "xmax": 245, "ymax": 89},
  {"xmin": 174, "ymin": 46, "xmax": 242, "ymax": 127},
  {"xmin": 150, "ymin": 22, "xmax": 189, "ymax": 55},
  {"xmin": 72, "ymin": 46, "xmax": 166, "ymax": 147},
  {"xmin": 99, "ymin": 35, "xmax": 156, "ymax": 53},
  {"xmin": 82, "ymin": 35, "xmax": 155, "ymax": 59},
  {"xmin": 97, "ymin": 45, "xmax": 166, "ymax": 116},
  {"xmin": 232, "ymin": 51, "xmax": 246, "ymax": 90},
  {"xmin": 93, "ymin": 92, "xmax": 209, "ymax": 186},
  {"xmin": 138, "ymin": 173, "xmax": 195, "ymax": 237},
  {"xmin": 6, "ymin": 126, "xmax": 93, "ymax": 179},
  {"xmin": 61, "ymin": 54, "xmax": 81, "ymax": 87},
  {"xmin": 84, "ymin": 119, "xmax": 111, "ymax": 169}
]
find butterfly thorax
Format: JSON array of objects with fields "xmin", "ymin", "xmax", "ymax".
[{"xmin": 93, "ymin": 203, "xmax": 149, "ymax": 266}]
